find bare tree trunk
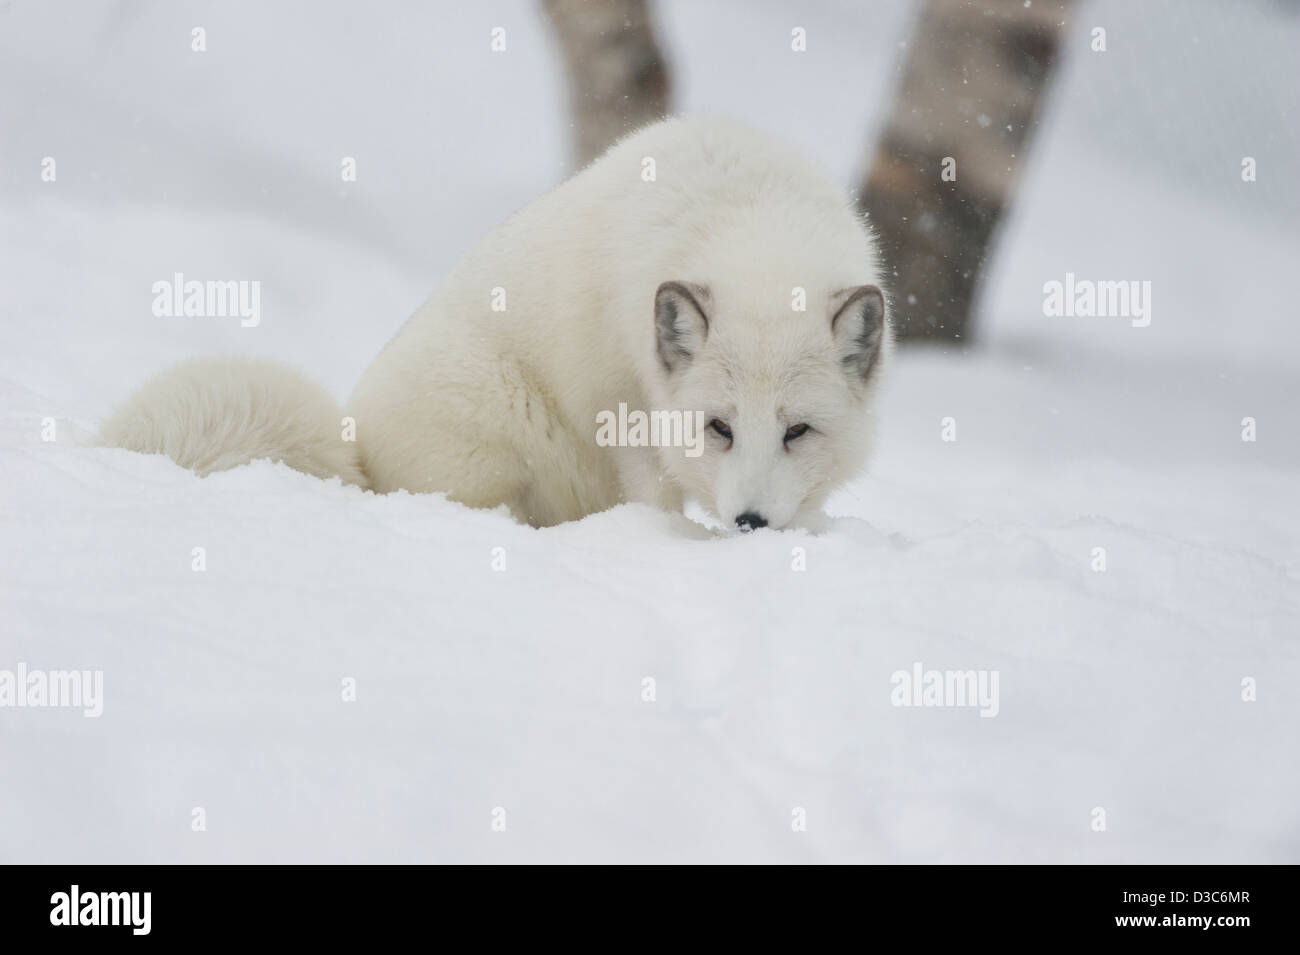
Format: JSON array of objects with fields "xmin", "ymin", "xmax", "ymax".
[
  {"xmin": 861, "ymin": 0, "xmax": 1074, "ymax": 343},
  {"xmin": 542, "ymin": 0, "xmax": 671, "ymax": 168}
]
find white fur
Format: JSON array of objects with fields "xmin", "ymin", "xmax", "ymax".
[
  {"xmin": 102, "ymin": 117, "xmax": 889, "ymax": 530},
  {"xmin": 351, "ymin": 116, "xmax": 889, "ymax": 528},
  {"xmin": 99, "ymin": 356, "xmax": 367, "ymax": 486}
]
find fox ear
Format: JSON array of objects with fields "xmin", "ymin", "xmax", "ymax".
[
  {"xmin": 831, "ymin": 285, "xmax": 886, "ymax": 381},
  {"xmin": 654, "ymin": 281, "xmax": 710, "ymax": 374}
]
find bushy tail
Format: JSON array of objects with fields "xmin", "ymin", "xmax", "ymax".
[{"xmin": 98, "ymin": 356, "xmax": 369, "ymax": 488}]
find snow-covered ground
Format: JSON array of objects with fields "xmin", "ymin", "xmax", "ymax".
[{"xmin": 1, "ymin": 0, "xmax": 1297, "ymax": 862}]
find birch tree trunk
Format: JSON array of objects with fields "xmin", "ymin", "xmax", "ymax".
[
  {"xmin": 861, "ymin": 0, "xmax": 1074, "ymax": 343},
  {"xmin": 543, "ymin": 0, "xmax": 672, "ymax": 168}
]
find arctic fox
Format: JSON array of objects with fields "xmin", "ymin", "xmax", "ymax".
[{"xmin": 102, "ymin": 117, "xmax": 890, "ymax": 531}]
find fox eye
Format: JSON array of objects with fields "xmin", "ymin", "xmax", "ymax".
[
  {"xmin": 784, "ymin": 423, "xmax": 810, "ymax": 443},
  {"xmin": 709, "ymin": 418, "xmax": 733, "ymax": 441}
]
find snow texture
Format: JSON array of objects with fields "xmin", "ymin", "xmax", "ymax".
[{"xmin": 1, "ymin": 0, "xmax": 1297, "ymax": 862}]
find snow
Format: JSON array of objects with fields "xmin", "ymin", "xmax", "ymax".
[{"xmin": 2, "ymin": 0, "xmax": 1297, "ymax": 863}]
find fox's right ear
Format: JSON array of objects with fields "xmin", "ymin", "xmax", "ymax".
[
  {"xmin": 654, "ymin": 281, "xmax": 710, "ymax": 374},
  {"xmin": 831, "ymin": 285, "xmax": 886, "ymax": 382}
]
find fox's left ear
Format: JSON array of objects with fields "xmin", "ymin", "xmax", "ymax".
[
  {"xmin": 654, "ymin": 281, "xmax": 711, "ymax": 374},
  {"xmin": 830, "ymin": 285, "xmax": 886, "ymax": 381}
]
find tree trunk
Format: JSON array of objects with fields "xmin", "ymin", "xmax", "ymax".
[
  {"xmin": 861, "ymin": 0, "xmax": 1073, "ymax": 343},
  {"xmin": 542, "ymin": 0, "xmax": 672, "ymax": 168}
]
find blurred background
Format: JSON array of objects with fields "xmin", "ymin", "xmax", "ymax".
[{"xmin": 3, "ymin": 0, "xmax": 1296, "ymax": 381}]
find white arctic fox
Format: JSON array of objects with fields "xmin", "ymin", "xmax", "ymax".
[{"xmin": 101, "ymin": 117, "xmax": 890, "ymax": 531}]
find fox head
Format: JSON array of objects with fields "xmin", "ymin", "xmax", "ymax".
[{"xmin": 650, "ymin": 277, "xmax": 889, "ymax": 533}]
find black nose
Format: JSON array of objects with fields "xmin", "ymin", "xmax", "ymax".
[{"xmin": 735, "ymin": 511, "xmax": 768, "ymax": 532}]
